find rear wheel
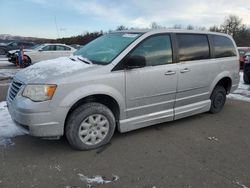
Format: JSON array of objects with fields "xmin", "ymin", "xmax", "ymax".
[
  {"xmin": 209, "ymin": 85, "xmax": 226, "ymax": 114},
  {"xmin": 66, "ymin": 102, "xmax": 116, "ymax": 150},
  {"xmin": 243, "ymin": 72, "xmax": 250, "ymax": 84}
]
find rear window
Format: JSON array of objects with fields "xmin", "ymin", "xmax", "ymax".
[
  {"xmin": 177, "ymin": 34, "xmax": 210, "ymax": 61},
  {"xmin": 211, "ymin": 35, "xmax": 236, "ymax": 58}
]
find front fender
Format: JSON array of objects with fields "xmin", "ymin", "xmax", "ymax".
[{"xmin": 58, "ymin": 84, "xmax": 126, "ymax": 119}]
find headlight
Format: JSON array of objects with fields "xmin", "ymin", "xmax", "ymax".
[{"xmin": 22, "ymin": 85, "xmax": 57, "ymax": 102}]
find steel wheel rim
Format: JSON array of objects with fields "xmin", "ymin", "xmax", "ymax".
[
  {"xmin": 78, "ymin": 114, "xmax": 109, "ymax": 146},
  {"xmin": 214, "ymin": 92, "xmax": 224, "ymax": 108}
]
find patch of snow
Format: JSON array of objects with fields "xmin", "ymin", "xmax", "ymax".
[
  {"xmin": 0, "ymin": 83, "xmax": 10, "ymax": 86},
  {"xmin": 19, "ymin": 56, "xmax": 93, "ymax": 80},
  {"xmin": 0, "ymin": 57, "xmax": 8, "ymax": 61},
  {"xmin": 0, "ymin": 69, "xmax": 19, "ymax": 79},
  {"xmin": 0, "ymin": 61, "xmax": 11, "ymax": 67},
  {"xmin": 227, "ymin": 93, "xmax": 250, "ymax": 102},
  {"xmin": 207, "ymin": 136, "xmax": 219, "ymax": 141},
  {"xmin": 228, "ymin": 72, "xmax": 250, "ymax": 102},
  {"xmin": 0, "ymin": 138, "xmax": 14, "ymax": 147},
  {"xmin": 78, "ymin": 173, "xmax": 119, "ymax": 188},
  {"xmin": 234, "ymin": 181, "xmax": 248, "ymax": 188},
  {"xmin": 50, "ymin": 164, "xmax": 62, "ymax": 172},
  {"xmin": 0, "ymin": 101, "xmax": 25, "ymax": 146}
]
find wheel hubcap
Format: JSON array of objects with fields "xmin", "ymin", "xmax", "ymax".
[
  {"xmin": 78, "ymin": 114, "xmax": 109, "ymax": 146},
  {"xmin": 214, "ymin": 93, "xmax": 224, "ymax": 108}
]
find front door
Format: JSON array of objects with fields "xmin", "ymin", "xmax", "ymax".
[{"xmin": 124, "ymin": 34, "xmax": 178, "ymax": 128}]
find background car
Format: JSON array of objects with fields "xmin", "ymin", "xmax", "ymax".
[
  {"xmin": 8, "ymin": 43, "xmax": 76, "ymax": 65},
  {"xmin": 243, "ymin": 52, "xmax": 250, "ymax": 84},
  {"xmin": 238, "ymin": 47, "xmax": 250, "ymax": 69},
  {"xmin": 0, "ymin": 41, "xmax": 36, "ymax": 55},
  {"xmin": 70, "ymin": 44, "xmax": 83, "ymax": 50}
]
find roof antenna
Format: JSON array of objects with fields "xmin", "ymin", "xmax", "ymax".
[{"xmin": 54, "ymin": 15, "xmax": 60, "ymax": 38}]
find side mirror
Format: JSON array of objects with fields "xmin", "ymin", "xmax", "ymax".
[
  {"xmin": 125, "ymin": 55, "xmax": 146, "ymax": 69},
  {"xmin": 38, "ymin": 49, "xmax": 43, "ymax": 52}
]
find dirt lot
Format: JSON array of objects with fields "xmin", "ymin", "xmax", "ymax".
[{"xmin": 0, "ymin": 99, "xmax": 249, "ymax": 188}]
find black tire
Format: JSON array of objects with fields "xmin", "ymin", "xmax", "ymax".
[
  {"xmin": 209, "ymin": 85, "xmax": 227, "ymax": 114},
  {"xmin": 66, "ymin": 102, "xmax": 116, "ymax": 150},
  {"xmin": 0, "ymin": 48, "xmax": 6, "ymax": 55},
  {"xmin": 23, "ymin": 55, "xmax": 32, "ymax": 68},
  {"xmin": 243, "ymin": 72, "xmax": 250, "ymax": 84}
]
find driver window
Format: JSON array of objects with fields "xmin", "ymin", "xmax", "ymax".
[
  {"xmin": 42, "ymin": 45, "xmax": 55, "ymax": 51},
  {"xmin": 9, "ymin": 42, "xmax": 17, "ymax": 47},
  {"xmin": 130, "ymin": 35, "xmax": 173, "ymax": 66}
]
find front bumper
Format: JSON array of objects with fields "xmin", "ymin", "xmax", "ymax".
[
  {"xmin": 7, "ymin": 91, "xmax": 69, "ymax": 137},
  {"xmin": 7, "ymin": 53, "xmax": 17, "ymax": 64}
]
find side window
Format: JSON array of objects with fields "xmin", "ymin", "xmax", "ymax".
[
  {"xmin": 129, "ymin": 35, "xmax": 173, "ymax": 66},
  {"xmin": 65, "ymin": 46, "xmax": 71, "ymax": 51},
  {"xmin": 56, "ymin": 45, "xmax": 66, "ymax": 51},
  {"xmin": 42, "ymin": 45, "xmax": 55, "ymax": 51},
  {"xmin": 9, "ymin": 42, "xmax": 17, "ymax": 47},
  {"xmin": 17, "ymin": 42, "xmax": 23, "ymax": 46},
  {"xmin": 177, "ymin": 34, "xmax": 210, "ymax": 61},
  {"xmin": 211, "ymin": 35, "xmax": 237, "ymax": 58}
]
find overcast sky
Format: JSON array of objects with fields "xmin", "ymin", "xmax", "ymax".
[{"xmin": 0, "ymin": 0, "xmax": 250, "ymax": 39}]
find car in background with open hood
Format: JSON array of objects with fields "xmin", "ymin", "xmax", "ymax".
[
  {"xmin": 8, "ymin": 43, "xmax": 76, "ymax": 66},
  {"xmin": 0, "ymin": 41, "xmax": 36, "ymax": 55}
]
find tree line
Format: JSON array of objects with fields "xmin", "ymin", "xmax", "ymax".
[{"xmin": 55, "ymin": 15, "xmax": 250, "ymax": 47}]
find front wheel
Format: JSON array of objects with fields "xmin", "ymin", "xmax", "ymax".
[
  {"xmin": 209, "ymin": 86, "xmax": 226, "ymax": 114},
  {"xmin": 23, "ymin": 55, "xmax": 32, "ymax": 67},
  {"xmin": 66, "ymin": 102, "xmax": 116, "ymax": 150}
]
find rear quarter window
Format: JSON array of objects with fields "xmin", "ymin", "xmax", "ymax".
[
  {"xmin": 211, "ymin": 35, "xmax": 236, "ymax": 58},
  {"xmin": 177, "ymin": 34, "xmax": 210, "ymax": 62}
]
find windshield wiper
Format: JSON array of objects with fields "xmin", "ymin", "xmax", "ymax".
[
  {"xmin": 69, "ymin": 56, "xmax": 93, "ymax": 65},
  {"xmin": 77, "ymin": 56, "xmax": 93, "ymax": 65},
  {"xmin": 77, "ymin": 57, "xmax": 91, "ymax": 64},
  {"xmin": 69, "ymin": 57, "xmax": 76, "ymax": 61}
]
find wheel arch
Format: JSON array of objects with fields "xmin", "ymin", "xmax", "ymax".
[
  {"xmin": 64, "ymin": 93, "xmax": 123, "ymax": 134},
  {"xmin": 210, "ymin": 72, "xmax": 233, "ymax": 95},
  {"xmin": 23, "ymin": 54, "xmax": 31, "ymax": 62}
]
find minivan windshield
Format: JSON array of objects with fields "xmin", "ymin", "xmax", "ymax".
[{"xmin": 74, "ymin": 33, "xmax": 142, "ymax": 65}]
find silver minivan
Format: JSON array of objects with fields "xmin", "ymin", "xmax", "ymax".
[{"xmin": 7, "ymin": 30, "xmax": 240, "ymax": 150}]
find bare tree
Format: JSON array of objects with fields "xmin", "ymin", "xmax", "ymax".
[
  {"xmin": 151, "ymin": 22, "xmax": 165, "ymax": 29},
  {"xmin": 209, "ymin": 25, "xmax": 221, "ymax": 32},
  {"xmin": 187, "ymin": 25, "xmax": 194, "ymax": 30},
  {"xmin": 220, "ymin": 15, "xmax": 243, "ymax": 37},
  {"xmin": 172, "ymin": 24, "xmax": 182, "ymax": 29},
  {"xmin": 116, "ymin": 25, "xmax": 128, "ymax": 31},
  {"xmin": 197, "ymin": 26, "xmax": 207, "ymax": 31}
]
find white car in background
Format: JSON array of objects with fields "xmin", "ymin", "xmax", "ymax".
[{"xmin": 8, "ymin": 43, "xmax": 76, "ymax": 64}]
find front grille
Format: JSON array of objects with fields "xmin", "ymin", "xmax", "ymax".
[{"xmin": 8, "ymin": 79, "xmax": 23, "ymax": 102}]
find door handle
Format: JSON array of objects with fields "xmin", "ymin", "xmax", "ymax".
[
  {"xmin": 165, "ymin": 71, "xmax": 176, "ymax": 75},
  {"xmin": 180, "ymin": 68, "xmax": 190, "ymax": 73}
]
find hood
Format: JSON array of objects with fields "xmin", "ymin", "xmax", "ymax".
[
  {"xmin": 8, "ymin": 49, "xmax": 34, "ymax": 54},
  {"xmin": 0, "ymin": 43, "xmax": 9, "ymax": 46},
  {"xmin": 15, "ymin": 56, "xmax": 95, "ymax": 83}
]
